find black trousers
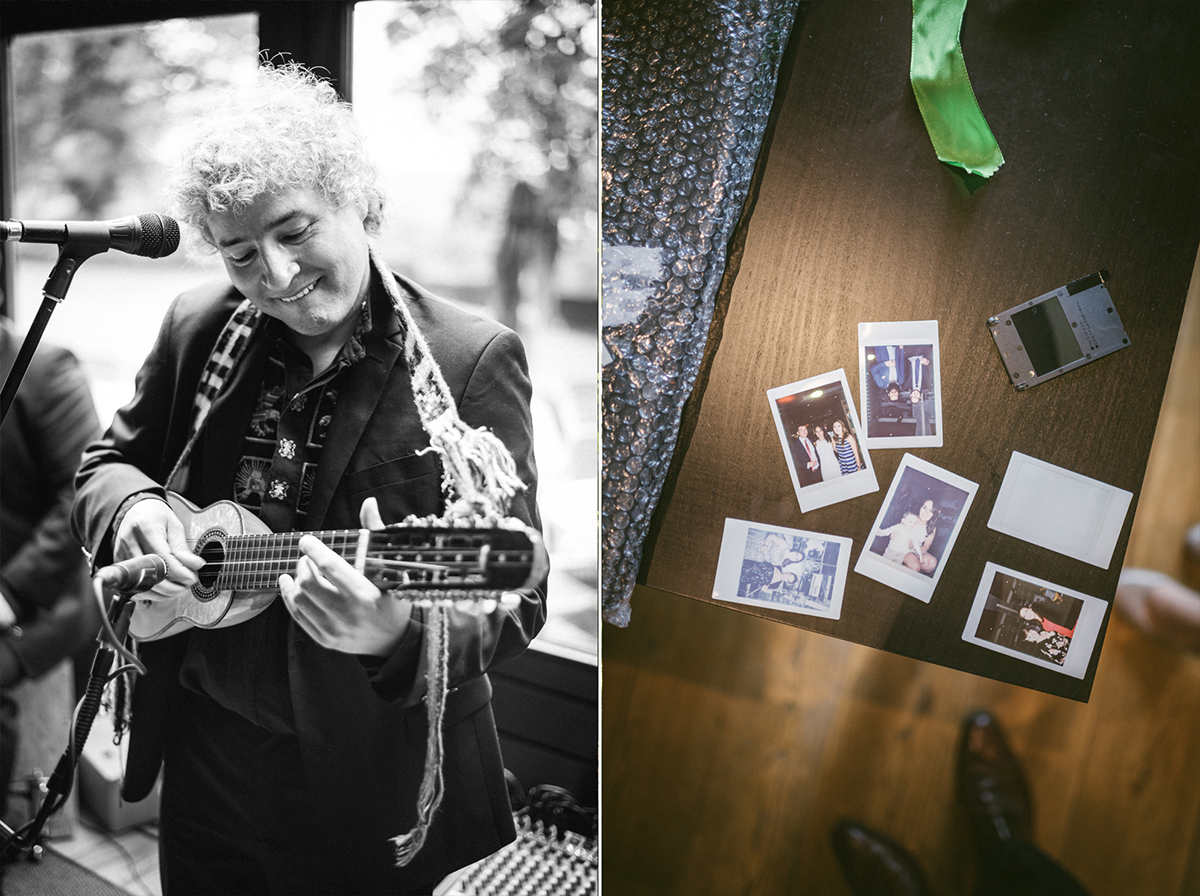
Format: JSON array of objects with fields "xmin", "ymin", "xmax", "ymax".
[
  {"xmin": 973, "ymin": 838, "xmax": 1092, "ymax": 896},
  {"xmin": 159, "ymin": 689, "xmax": 444, "ymax": 896}
]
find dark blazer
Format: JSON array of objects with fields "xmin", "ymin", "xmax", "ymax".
[
  {"xmin": 1, "ymin": 319, "xmax": 102, "ymax": 683},
  {"xmin": 793, "ymin": 435, "xmax": 822, "ymax": 486},
  {"xmin": 869, "ymin": 345, "xmax": 906, "ymax": 389},
  {"xmin": 72, "ymin": 271, "xmax": 546, "ymax": 888}
]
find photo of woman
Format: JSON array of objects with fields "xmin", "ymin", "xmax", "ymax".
[
  {"xmin": 812, "ymin": 424, "xmax": 841, "ymax": 481},
  {"xmin": 1015, "ymin": 606, "xmax": 1078, "ymax": 664},
  {"xmin": 737, "ymin": 559, "xmax": 798, "ymax": 599},
  {"xmin": 1021, "ymin": 628, "xmax": 1071, "ymax": 665},
  {"xmin": 736, "ymin": 530, "xmax": 806, "ymax": 599},
  {"xmin": 829, "ymin": 419, "xmax": 862, "ymax": 474}
]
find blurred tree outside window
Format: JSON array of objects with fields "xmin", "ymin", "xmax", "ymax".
[
  {"xmin": 8, "ymin": 14, "xmax": 258, "ymax": 421},
  {"xmin": 354, "ymin": 0, "xmax": 598, "ymax": 659}
]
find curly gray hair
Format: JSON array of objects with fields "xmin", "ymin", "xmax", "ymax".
[{"xmin": 169, "ymin": 63, "xmax": 385, "ymax": 247}]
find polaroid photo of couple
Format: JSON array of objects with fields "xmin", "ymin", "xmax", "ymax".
[
  {"xmin": 857, "ymin": 320, "xmax": 943, "ymax": 449},
  {"xmin": 855, "ymin": 454, "xmax": 979, "ymax": 603},
  {"xmin": 767, "ymin": 369, "xmax": 879, "ymax": 513},
  {"xmin": 712, "ymin": 518, "xmax": 853, "ymax": 620},
  {"xmin": 962, "ymin": 562, "xmax": 1106, "ymax": 679}
]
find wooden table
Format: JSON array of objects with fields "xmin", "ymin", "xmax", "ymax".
[{"xmin": 637, "ymin": 0, "xmax": 1200, "ymax": 701}]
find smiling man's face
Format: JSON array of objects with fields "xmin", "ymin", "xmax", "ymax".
[{"xmin": 207, "ymin": 188, "xmax": 371, "ymax": 351}]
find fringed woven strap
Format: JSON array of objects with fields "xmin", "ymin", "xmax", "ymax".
[
  {"xmin": 390, "ymin": 605, "xmax": 449, "ymax": 865},
  {"xmin": 166, "ymin": 297, "xmax": 259, "ymax": 490},
  {"xmin": 370, "ymin": 245, "xmax": 525, "ymax": 517},
  {"xmin": 368, "ymin": 245, "xmax": 526, "ymax": 866}
]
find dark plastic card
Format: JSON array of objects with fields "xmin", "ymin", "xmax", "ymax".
[{"xmin": 987, "ymin": 270, "xmax": 1130, "ymax": 390}]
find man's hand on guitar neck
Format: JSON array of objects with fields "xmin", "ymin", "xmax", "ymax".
[
  {"xmin": 279, "ymin": 497, "xmax": 414, "ymax": 657},
  {"xmin": 114, "ymin": 497, "xmax": 206, "ymax": 597}
]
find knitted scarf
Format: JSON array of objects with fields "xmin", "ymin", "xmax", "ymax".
[{"xmin": 168, "ymin": 245, "xmax": 525, "ymax": 867}]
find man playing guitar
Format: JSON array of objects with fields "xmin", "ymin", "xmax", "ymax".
[{"xmin": 72, "ymin": 63, "xmax": 546, "ymax": 895}]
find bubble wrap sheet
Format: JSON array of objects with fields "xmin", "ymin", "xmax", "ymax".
[{"xmin": 602, "ymin": 0, "xmax": 802, "ymax": 625}]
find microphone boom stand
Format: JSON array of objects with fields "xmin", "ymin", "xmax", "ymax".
[{"xmin": 0, "ymin": 236, "xmax": 109, "ymax": 425}]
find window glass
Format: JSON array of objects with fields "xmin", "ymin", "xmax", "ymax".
[
  {"xmin": 353, "ymin": 1, "xmax": 598, "ymax": 659},
  {"xmin": 8, "ymin": 15, "xmax": 258, "ymax": 420}
]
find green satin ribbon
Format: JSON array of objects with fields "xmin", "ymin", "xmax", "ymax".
[{"xmin": 911, "ymin": 0, "xmax": 1004, "ymax": 177}]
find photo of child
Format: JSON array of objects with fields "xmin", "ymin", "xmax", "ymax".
[
  {"xmin": 866, "ymin": 467, "xmax": 967, "ymax": 579},
  {"xmin": 855, "ymin": 455, "xmax": 979, "ymax": 603}
]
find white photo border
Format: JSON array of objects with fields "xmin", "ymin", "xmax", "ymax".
[
  {"xmin": 987, "ymin": 452, "xmax": 1133, "ymax": 569},
  {"xmin": 857, "ymin": 321, "xmax": 943, "ymax": 449},
  {"xmin": 854, "ymin": 454, "xmax": 979, "ymax": 603},
  {"xmin": 961, "ymin": 562, "xmax": 1107, "ymax": 680},
  {"xmin": 767, "ymin": 368, "xmax": 879, "ymax": 513},
  {"xmin": 712, "ymin": 518, "xmax": 853, "ymax": 620}
]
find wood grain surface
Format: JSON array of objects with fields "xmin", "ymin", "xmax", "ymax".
[
  {"xmin": 638, "ymin": 0, "xmax": 1200, "ymax": 701},
  {"xmin": 602, "ymin": 254, "xmax": 1200, "ymax": 894}
]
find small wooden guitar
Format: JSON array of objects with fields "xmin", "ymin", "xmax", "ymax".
[{"xmin": 127, "ymin": 492, "xmax": 547, "ymax": 642}]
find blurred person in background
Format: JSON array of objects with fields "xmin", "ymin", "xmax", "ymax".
[
  {"xmin": 495, "ymin": 180, "xmax": 560, "ymax": 333},
  {"xmin": 0, "ymin": 314, "xmax": 103, "ymax": 826},
  {"xmin": 1115, "ymin": 529, "xmax": 1200, "ymax": 654}
]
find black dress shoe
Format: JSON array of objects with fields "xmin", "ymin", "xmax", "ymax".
[
  {"xmin": 955, "ymin": 710, "xmax": 1033, "ymax": 852},
  {"xmin": 831, "ymin": 820, "xmax": 936, "ymax": 896}
]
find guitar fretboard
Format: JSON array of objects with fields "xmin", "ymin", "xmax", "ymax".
[{"xmin": 208, "ymin": 530, "xmax": 362, "ymax": 590}]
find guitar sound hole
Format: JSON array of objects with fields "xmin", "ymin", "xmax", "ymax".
[{"xmin": 194, "ymin": 535, "xmax": 226, "ymax": 599}]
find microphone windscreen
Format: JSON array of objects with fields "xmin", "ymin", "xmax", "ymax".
[{"xmin": 137, "ymin": 213, "xmax": 181, "ymax": 258}]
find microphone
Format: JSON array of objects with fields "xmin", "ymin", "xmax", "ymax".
[
  {"xmin": 96, "ymin": 555, "xmax": 169, "ymax": 592},
  {"xmin": 0, "ymin": 213, "xmax": 180, "ymax": 258}
]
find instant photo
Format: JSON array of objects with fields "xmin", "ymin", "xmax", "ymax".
[
  {"xmin": 858, "ymin": 321, "xmax": 943, "ymax": 449},
  {"xmin": 987, "ymin": 269, "xmax": 1130, "ymax": 391},
  {"xmin": 767, "ymin": 369, "xmax": 878, "ymax": 513},
  {"xmin": 988, "ymin": 452, "xmax": 1132, "ymax": 569},
  {"xmin": 712, "ymin": 519, "xmax": 852, "ymax": 620},
  {"xmin": 962, "ymin": 563, "xmax": 1106, "ymax": 679},
  {"xmin": 855, "ymin": 454, "xmax": 978, "ymax": 603}
]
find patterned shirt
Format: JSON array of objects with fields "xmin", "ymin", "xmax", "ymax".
[
  {"xmin": 179, "ymin": 295, "xmax": 374, "ymax": 733},
  {"xmin": 233, "ymin": 299, "xmax": 369, "ymax": 533}
]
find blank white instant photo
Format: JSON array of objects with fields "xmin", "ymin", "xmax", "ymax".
[
  {"xmin": 712, "ymin": 518, "xmax": 853, "ymax": 620},
  {"xmin": 854, "ymin": 454, "xmax": 979, "ymax": 603},
  {"xmin": 988, "ymin": 452, "xmax": 1132, "ymax": 569},
  {"xmin": 962, "ymin": 562, "xmax": 1106, "ymax": 680},
  {"xmin": 858, "ymin": 321, "xmax": 943, "ymax": 449},
  {"xmin": 767, "ymin": 368, "xmax": 879, "ymax": 513}
]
